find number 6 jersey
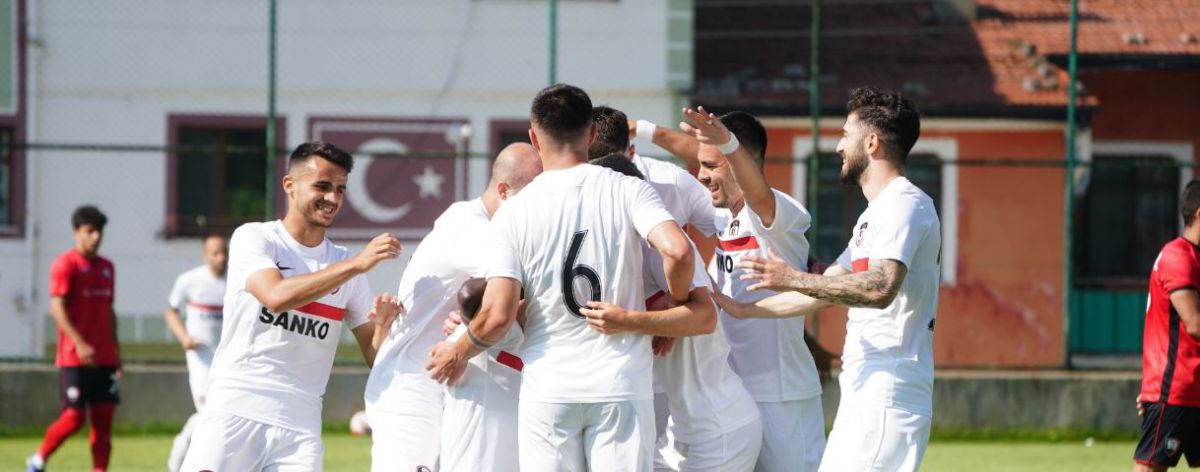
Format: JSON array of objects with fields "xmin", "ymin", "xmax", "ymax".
[{"xmin": 485, "ymin": 164, "xmax": 675, "ymax": 403}]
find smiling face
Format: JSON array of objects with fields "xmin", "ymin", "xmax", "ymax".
[
  {"xmin": 696, "ymin": 143, "xmax": 744, "ymax": 210},
  {"xmin": 284, "ymin": 156, "xmax": 348, "ymax": 228},
  {"xmin": 836, "ymin": 113, "xmax": 871, "ymax": 186}
]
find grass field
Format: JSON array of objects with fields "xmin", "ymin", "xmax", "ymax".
[{"xmin": 0, "ymin": 434, "xmax": 1136, "ymax": 471}]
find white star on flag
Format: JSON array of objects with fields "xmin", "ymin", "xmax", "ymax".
[{"xmin": 413, "ymin": 165, "xmax": 445, "ymax": 200}]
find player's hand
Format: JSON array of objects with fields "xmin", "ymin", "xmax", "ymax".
[
  {"xmin": 711, "ymin": 291, "xmax": 751, "ymax": 319},
  {"xmin": 738, "ymin": 249, "xmax": 803, "ymax": 293},
  {"xmin": 353, "ymin": 233, "xmax": 402, "ymax": 273},
  {"xmin": 580, "ymin": 301, "xmax": 635, "ymax": 335},
  {"xmin": 115, "ymin": 367, "xmax": 123, "ymax": 381},
  {"xmin": 75, "ymin": 341, "xmax": 97, "ymax": 366},
  {"xmin": 180, "ymin": 336, "xmax": 201, "ymax": 351},
  {"xmin": 1136, "ymin": 396, "xmax": 1144, "ymax": 416},
  {"xmin": 369, "ymin": 293, "xmax": 403, "ymax": 329},
  {"xmin": 444, "ymin": 310, "xmax": 464, "ymax": 337},
  {"xmin": 426, "ymin": 341, "xmax": 468, "ymax": 386},
  {"xmin": 652, "ymin": 336, "xmax": 676, "ymax": 356},
  {"xmin": 679, "ymin": 106, "xmax": 733, "ymax": 149}
]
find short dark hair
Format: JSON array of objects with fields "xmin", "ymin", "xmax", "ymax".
[
  {"xmin": 846, "ymin": 86, "xmax": 921, "ymax": 164},
  {"xmin": 72, "ymin": 205, "xmax": 107, "ymax": 230},
  {"xmin": 289, "ymin": 141, "xmax": 354, "ymax": 173},
  {"xmin": 1183, "ymin": 180, "xmax": 1200, "ymax": 226},
  {"xmin": 531, "ymin": 84, "xmax": 593, "ymax": 144},
  {"xmin": 589, "ymin": 106, "xmax": 630, "ymax": 160},
  {"xmin": 719, "ymin": 111, "xmax": 768, "ymax": 169},
  {"xmin": 590, "ymin": 152, "xmax": 645, "ymax": 180}
]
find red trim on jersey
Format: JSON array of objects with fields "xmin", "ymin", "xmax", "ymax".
[
  {"xmin": 718, "ymin": 236, "xmax": 759, "ymax": 252},
  {"xmin": 645, "ymin": 291, "xmax": 667, "ymax": 309},
  {"xmin": 295, "ymin": 301, "xmax": 346, "ymax": 322},
  {"xmin": 187, "ymin": 302, "xmax": 223, "ymax": 312},
  {"xmin": 496, "ymin": 351, "xmax": 524, "ymax": 372},
  {"xmin": 852, "ymin": 258, "xmax": 869, "ymax": 273}
]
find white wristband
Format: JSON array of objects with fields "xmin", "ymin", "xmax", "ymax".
[
  {"xmin": 717, "ymin": 133, "xmax": 740, "ymax": 155},
  {"xmin": 635, "ymin": 120, "xmax": 657, "ymax": 141}
]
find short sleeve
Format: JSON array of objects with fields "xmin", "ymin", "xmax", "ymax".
[
  {"xmin": 679, "ymin": 170, "xmax": 718, "ymax": 236},
  {"xmin": 836, "ymin": 247, "xmax": 853, "ymax": 271},
  {"xmin": 228, "ymin": 224, "xmax": 278, "ymax": 290},
  {"xmin": 1159, "ymin": 244, "xmax": 1200, "ymax": 293},
  {"xmin": 167, "ymin": 272, "xmax": 188, "ymax": 310},
  {"xmin": 343, "ymin": 274, "xmax": 374, "ymax": 329},
  {"xmin": 746, "ymin": 190, "xmax": 812, "ymax": 271},
  {"xmin": 869, "ymin": 199, "xmax": 929, "ymax": 268},
  {"xmin": 484, "ymin": 208, "xmax": 523, "ymax": 282},
  {"xmin": 627, "ymin": 178, "xmax": 675, "ymax": 239},
  {"xmin": 48, "ymin": 256, "xmax": 73, "ymax": 298}
]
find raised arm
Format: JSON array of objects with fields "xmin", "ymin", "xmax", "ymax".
[
  {"xmin": 247, "ymin": 232, "xmax": 400, "ymax": 313},
  {"xmin": 630, "ymin": 118, "xmax": 701, "ymax": 167},
  {"xmin": 681, "ymin": 106, "xmax": 777, "ymax": 227}
]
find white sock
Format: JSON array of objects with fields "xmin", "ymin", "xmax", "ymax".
[{"xmin": 27, "ymin": 454, "xmax": 45, "ymax": 468}]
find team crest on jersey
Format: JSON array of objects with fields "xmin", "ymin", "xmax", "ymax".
[
  {"xmin": 728, "ymin": 219, "xmax": 740, "ymax": 236},
  {"xmin": 101, "ymin": 268, "xmax": 112, "ymax": 279},
  {"xmin": 855, "ymin": 221, "xmax": 869, "ymax": 247},
  {"xmin": 417, "ymin": 466, "xmax": 432, "ymax": 472}
]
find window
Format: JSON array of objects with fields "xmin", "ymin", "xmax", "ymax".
[
  {"xmin": 1074, "ymin": 155, "xmax": 1180, "ymax": 284},
  {"xmin": 812, "ymin": 153, "xmax": 942, "ymax": 263},
  {"xmin": 489, "ymin": 119, "xmax": 530, "ymax": 157},
  {"xmin": 167, "ymin": 116, "xmax": 285, "ymax": 237}
]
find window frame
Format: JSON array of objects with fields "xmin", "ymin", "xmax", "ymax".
[
  {"xmin": 164, "ymin": 114, "xmax": 287, "ymax": 238},
  {"xmin": 792, "ymin": 136, "xmax": 959, "ymax": 285}
]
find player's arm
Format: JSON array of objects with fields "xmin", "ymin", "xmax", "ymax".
[
  {"xmin": 246, "ymin": 233, "xmax": 400, "ymax": 313},
  {"xmin": 49, "ymin": 296, "xmax": 96, "ymax": 366},
  {"xmin": 164, "ymin": 307, "xmax": 197, "ymax": 351},
  {"xmin": 715, "ymin": 264, "xmax": 843, "ymax": 318},
  {"xmin": 427, "ymin": 277, "xmax": 521, "ymax": 385},
  {"xmin": 352, "ymin": 294, "xmax": 403, "ymax": 368},
  {"xmin": 645, "ymin": 222, "xmax": 695, "ymax": 303},
  {"xmin": 1170, "ymin": 288, "xmax": 1200, "ymax": 341},
  {"xmin": 111, "ymin": 305, "xmax": 122, "ymax": 372},
  {"xmin": 581, "ymin": 286, "xmax": 717, "ymax": 337},
  {"xmin": 630, "ymin": 119, "xmax": 701, "ymax": 167},
  {"xmin": 739, "ymin": 252, "xmax": 907, "ymax": 309},
  {"xmin": 681, "ymin": 106, "xmax": 777, "ymax": 226}
]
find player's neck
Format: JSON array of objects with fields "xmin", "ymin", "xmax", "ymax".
[
  {"xmin": 73, "ymin": 246, "xmax": 98, "ymax": 259},
  {"xmin": 480, "ymin": 188, "xmax": 500, "ymax": 218},
  {"xmin": 727, "ymin": 197, "xmax": 746, "ymax": 216},
  {"xmin": 860, "ymin": 164, "xmax": 902, "ymax": 203},
  {"xmin": 537, "ymin": 142, "xmax": 588, "ymax": 171},
  {"xmin": 281, "ymin": 213, "xmax": 327, "ymax": 247},
  {"xmin": 1184, "ymin": 226, "xmax": 1200, "ymax": 246}
]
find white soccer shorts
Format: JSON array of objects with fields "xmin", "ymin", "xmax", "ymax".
[
  {"xmin": 184, "ymin": 347, "xmax": 214, "ymax": 410},
  {"xmin": 519, "ymin": 399, "xmax": 655, "ymax": 472},
  {"xmin": 755, "ymin": 397, "xmax": 826, "ymax": 472},
  {"xmin": 368, "ymin": 405, "xmax": 442, "ymax": 472},
  {"xmin": 667, "ymin": 416, "xmax": 762, "ymax": 472},
  {"xmin": 818, "ymin": 403, "xmax": 931, "ymax": 472},
  {"xmin": 179, "ymin": 411, "xmax": 323, "ymax": 472}
]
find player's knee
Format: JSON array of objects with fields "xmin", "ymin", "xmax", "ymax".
[{"xmin": 59, "ymin": 407, "xmax": 87, "ymax": 431}]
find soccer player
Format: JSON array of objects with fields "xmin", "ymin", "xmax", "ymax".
[
  {"xmin": 165, "ymin": 233, "xmax": 228, "ymax": 472},
  {"xmin": 27, "ymin": 205, "xmax": 119, "ymax": 472},
  {"xmin": 646, "ymin": 109, "xmax": 825, "ymax": 471},
  {"xmin": 364, "ymin": 142, "xmax": 542, "ymax": 472},
  {"xmin": 427, "ymin": 83, "xmax": 697, "ymax": 472},
  {"xmin": 715, "ymin": 87, "xmax": 940, "ymax": 472},
  {"xmin": 181, "ymin": 141, "xmax": 403, "ymax": 471},
  {"xmin": 590, "ymin": 152, "xmax": 763, "ymax": 471},
  {"xmin": 1132, "ymin": 181, "xmax": 1200, "ymax": 471}
]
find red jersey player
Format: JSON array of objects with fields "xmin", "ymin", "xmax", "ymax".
[
  {"xmin": 27, "ymin": 205, "xmax": 120, "ymax": 472},
  {"xmin": 1135, "ymin": 180, "xmax": 1200, "ymax": 471}
]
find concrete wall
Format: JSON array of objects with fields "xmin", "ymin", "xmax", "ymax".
[{"xmin": 1, "ymin": 364, "xmax": 1143, "ymax": 433}]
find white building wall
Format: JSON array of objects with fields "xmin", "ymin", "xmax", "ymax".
[{"xmin": 0, "ymin": 0, "xmax": 683, "ymax": 356}]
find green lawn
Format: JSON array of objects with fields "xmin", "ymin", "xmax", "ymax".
[{"xmin": 0, "ymin": 435, "xmax": 1137, "ymax": 471}]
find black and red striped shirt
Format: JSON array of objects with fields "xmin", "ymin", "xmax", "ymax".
[{"xmin": 1141, "ymin": 237, "xmax": 1200, "ymax": 407}]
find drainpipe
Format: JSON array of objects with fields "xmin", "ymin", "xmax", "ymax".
[{"xmin": 1063, "ymin": 0, "xmax": 1079, "ymax": 368}]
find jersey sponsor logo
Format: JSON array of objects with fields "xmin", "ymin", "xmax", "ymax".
[
  {"xmin": 716, "ymin": 253, "xmax": 736, "ymax": 274},
  {"xmin": 258, "ymin": 307, "xmax": 332, "ymax": 340},
  {"xmin": 855, "ymin": 221, "xmax": 869, "ymax": 247}
]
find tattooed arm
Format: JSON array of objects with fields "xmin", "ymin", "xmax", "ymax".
[{"xmin": 738, "ymin": 251, "xmax": 907, "ymax": 309}]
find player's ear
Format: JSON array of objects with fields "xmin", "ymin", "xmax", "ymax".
[
  {"xmin": 528, "ymin": 129, "xmax": 541, "ymax": 152},
  {"xmin": 497, "ymin": 181, "xmax": 511, "ymax": 200},
  {"xmin": 587, "ymin": 125, "xmax": 597, "ymax": 147},
  {"xmin": 282, "ymin": 173, "xmax": 295, "ymax": 198}
]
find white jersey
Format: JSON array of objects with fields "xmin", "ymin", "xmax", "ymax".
[
  {"xmin": 632, "ymin": 154, "xmax": 717, "ymax": 237},
  {"xmin": 168, "ymin": 265, "xmax": 227, "ymax": 348},
  {"xmin": 644, "ymin": 244, "xmax": 760, "ymax": 443},
  {"xmin": 365, "ymin": 199, "xmax": 491, "ymax": 413},
  {"xmin": 441, "ymin": 323, "xmax": 524, "ymax": 472},
  {"xmin": 486, "ymin": 164, "xmax": 675, "ymax": 403},
  {"xmin": 835, "ymin": 177, "xmax": 941, "ymax": 415},
  {"xmin": 709, "ymin": 189, "xmax": 822, "ymax": 402},
  {"xmin": 206, "ymin": 220, "xmax": 372, "ymax": 433}
]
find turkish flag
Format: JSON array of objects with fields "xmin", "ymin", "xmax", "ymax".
[{"xmin": 309, "ymin": 117, "xmax": 469, "ymax": 240}]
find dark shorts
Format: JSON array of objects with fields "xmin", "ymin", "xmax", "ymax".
[
  {"xmin": 1135, "ymin": 402, "xmax": 1200, "ymax": 468},
  {"xmin": 59, "ymin": 366, "xmax": 120, "ymax": 409}
]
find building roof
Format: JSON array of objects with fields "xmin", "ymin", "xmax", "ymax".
[{"xmin": 691, "ymin": 0, "xmax": 1200, "ymax": 118}]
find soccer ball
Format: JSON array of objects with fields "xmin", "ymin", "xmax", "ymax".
[{"xmin": 349, "ymin": 410, "xmax": 371, "ymax": 436}]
